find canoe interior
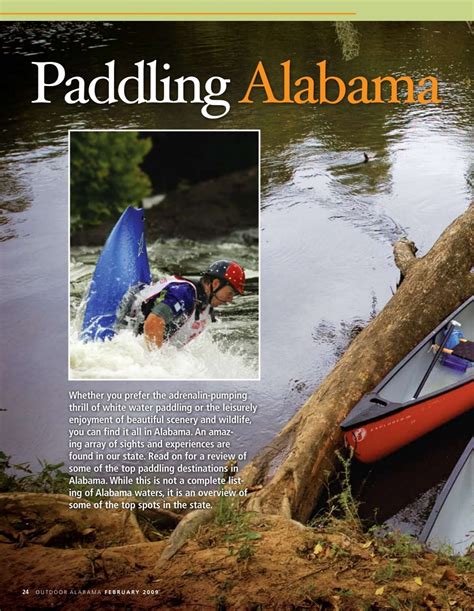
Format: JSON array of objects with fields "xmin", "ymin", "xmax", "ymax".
[
  {"xmin": 380, "ymin": 299, "xmax": 474, "ymax": 403},
  {"xmin": 420, "ymin": 439, "xmax": 474, "ymax": 555}
]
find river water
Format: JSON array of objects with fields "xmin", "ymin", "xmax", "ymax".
[{"xmin": 1, "ymin": 22, "xmax": 472, "ymax": 533}]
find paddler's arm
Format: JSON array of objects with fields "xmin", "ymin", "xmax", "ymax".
[
  {"xmin": 144, "ymin": 313, "xmax": 166, "ymax": 350},
  {"xmin": 144, "ymin": 298, "xmax": 176, "ymax": 350}
]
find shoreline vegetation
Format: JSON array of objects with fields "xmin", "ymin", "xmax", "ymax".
[
  {"xmin": 71, "ymin": 166, "xmax": 259, "ymax": 247},
  {"xmin": 70, "ymin": 130, "xmax": 259, "ymax": 245},
  {"xmin": 0, "ymin": 455, "xmax": 472, "ymax": 609}
]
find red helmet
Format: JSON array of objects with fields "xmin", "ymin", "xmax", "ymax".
[{"xmin": 205, "ymin": 260, "xmax": 245, "ymax": 295}]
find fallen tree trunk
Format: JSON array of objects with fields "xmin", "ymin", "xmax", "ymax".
[{"xmin": 241, "ymin": 204, "xmax": 474, "ymax": 523}]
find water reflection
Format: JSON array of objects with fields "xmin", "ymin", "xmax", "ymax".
[
  {"xmin": 0, "ymin": 164, "xmax": 33, "ymax": 241},
  {"xmin": 0, "ymin": 22, "xmax": 118, "ymax": 56}
]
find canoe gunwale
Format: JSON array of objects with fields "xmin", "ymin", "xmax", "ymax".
[
  {"xmin": 341, "ymin": 296, "xmax": 474, "ymax": 431},
  {"xmin": 419, "ymin": 437, "xmax": 474, "ymax": 548},
  {"xmin": 340, "ymin": 378, "xmax": 473, "ymax": 430}
]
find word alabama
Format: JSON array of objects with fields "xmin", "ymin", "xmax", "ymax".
[{"xmin": 31, "ymin": 59, "xmax": 441, "ymax": 119}]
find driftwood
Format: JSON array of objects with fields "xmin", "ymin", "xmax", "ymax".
[{"xmin": 239, "ymin": 204, "xmax": 474, "ymax": 523}]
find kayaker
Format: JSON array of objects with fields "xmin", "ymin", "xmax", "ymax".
[{"xmin": 117, "ymin": 260, "xmax": 245, "ymax": 349}]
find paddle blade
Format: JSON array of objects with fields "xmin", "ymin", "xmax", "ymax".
[
  {"xmin": 81, "ymin": 207, "xmax": 152, "ymax": 342},
  {"xmin": 452, "ymin": 340, "xmax": 474, "ymax": 362}
]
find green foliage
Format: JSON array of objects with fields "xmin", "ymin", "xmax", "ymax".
[
  {"xmin": 309, "ymin": 453, "xmax": 362, "ymax": 534},
  {"xmin": 435, "ymin": 543, "xmax": 474, "ymax": 573},
  {"xmin": 333, "ymin": 450, "xmax": 361, "ymax": 526},
  {"xmin": 373, "ymin": 560, "xmax": 411, "ymax": 583},
  {"xmin": 453, "ymin": 553, "xmax": 474, "ymax": 573},
  {"xmin": 0, "ymin": 451, "xmax": 69, "ymax": 494},
  {"xmin": 387, "ymin": 595, "xmax": 402, "ymax": 610},
  {"xmin": 212, "ymin": 491, "xmax": 261, "ymax": 561},
  {"xmin": 214, "ymin": 492, "xmax": 240, "ymax": 527},
  {"xmin": 70, "ymin": 132, "xmax": 152, "ymax": 230},
  {"xmin": 372, "ymin": 528, "xmax": 423, "ymax": 559}
]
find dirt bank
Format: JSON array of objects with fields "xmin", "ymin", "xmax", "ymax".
[{"xmin": 0, "ymin": 494, "xmax": 472, "ymax": 610}]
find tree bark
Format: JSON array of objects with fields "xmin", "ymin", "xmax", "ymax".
[
  {"xmin": 393, "ymin": 237, "xmax": 418, "ymax": 284},
  {"xmin": 240, "ymin": 204, "xmax": 474, "ymax": 523}
]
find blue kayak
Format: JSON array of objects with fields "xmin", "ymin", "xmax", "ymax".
[{"xmin": 81, "ymin": 206, "xmax": 151, "ymax": 341}]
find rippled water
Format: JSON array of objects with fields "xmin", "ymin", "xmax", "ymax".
[{"xmin": 1, "ymin": 22, "xmax": 472, "ymax": 526}]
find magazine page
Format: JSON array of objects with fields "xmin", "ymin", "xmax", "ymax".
[{"xmin": 1, "ymin": 2, "xmax": 473, "ymax": 608}]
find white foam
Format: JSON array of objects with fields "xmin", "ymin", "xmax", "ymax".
[{"xmin": 69, "ymin": 328, "xmax": 257, "ymax": 380}]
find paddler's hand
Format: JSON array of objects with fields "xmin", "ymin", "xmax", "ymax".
[{"xmin": 144, "ymin": 313, "xmax": 166, "ymax": 350}]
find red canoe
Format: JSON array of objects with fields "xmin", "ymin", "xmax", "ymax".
[{"xmin": 341, "ymin": 297, "xmax": 474, "ymax": 463}]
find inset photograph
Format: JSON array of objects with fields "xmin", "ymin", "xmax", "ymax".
[{"xmin": 69, "ymin": 130, "xmax": 259, "ymax": 380}]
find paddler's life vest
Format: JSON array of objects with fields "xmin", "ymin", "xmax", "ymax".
[{"xmin": 116, "ymin": 275, "xmax": 212, "ymax": 347}]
